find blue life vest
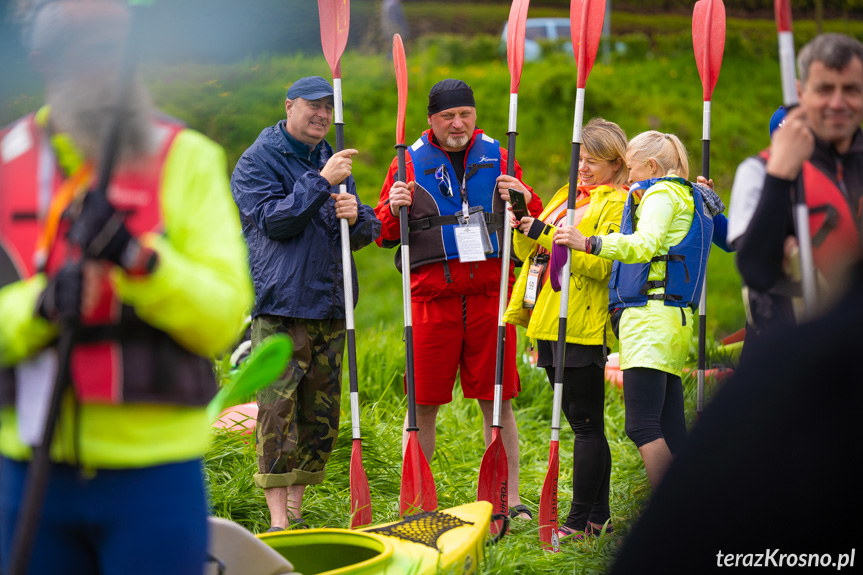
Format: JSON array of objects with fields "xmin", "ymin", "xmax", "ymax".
[
  {"xmin": 402, "ymin": 132, "xmax": 504, "ymax": 269},
  {"xmin": 607, "ymin": 177, "xmax": 713, "ymax": 312}
]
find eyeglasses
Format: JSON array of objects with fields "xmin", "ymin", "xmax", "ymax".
[{"xmin": 435, "ymin": 165, "xmax": 454, "ymax": 197}]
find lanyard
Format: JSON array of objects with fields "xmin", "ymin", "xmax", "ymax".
[{"xmin": 535, "ymin": 189, "xmax": 592, "ymax": 287}]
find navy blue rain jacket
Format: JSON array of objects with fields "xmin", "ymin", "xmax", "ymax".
[{"xmin": 231, "ymin": 121, "xmax": 380, "ymax": 320}]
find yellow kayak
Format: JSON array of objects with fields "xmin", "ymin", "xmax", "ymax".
[{"xmin": 257, "ymin": 501, "xmax": 492, "ymax": 575}]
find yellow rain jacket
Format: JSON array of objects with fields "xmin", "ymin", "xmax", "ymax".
[
  {"xmin": 504, "ymin": 183, "xmax": 626, "ymax": 345},
  {"xmin": 0, "ymin": 107, "xmax": 253, "ymax": 468},
  {"xmin": 597, "ymin": 176, "xmax": 694, "ymax": 376}
]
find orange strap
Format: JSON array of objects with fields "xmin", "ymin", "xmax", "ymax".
[{"xmin": 34, "ymin": 162, "xmax": 93, "ymax": 271}]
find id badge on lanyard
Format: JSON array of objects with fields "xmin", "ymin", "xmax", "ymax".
[
  {"xmin": 454, "ymin": 202, "xmax": 492, "ymax": 262},
  {"xmin": 523, "ymin": 252, "xmax": 549, "ymax": 309}
]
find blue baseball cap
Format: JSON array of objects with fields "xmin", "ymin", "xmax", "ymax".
[
  {"xmin": 769, "ymin": 106, "xmax": 787, "ymax": 138},
  {"xmin": 286, "ymin": 76, "xmax": 334, "ymax": 101}
]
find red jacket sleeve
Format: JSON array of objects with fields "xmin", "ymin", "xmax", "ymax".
[
  {"xmin": 500, "ymin": 148, "xmax": 542, "ymax": 217},
  {"xmin": 374, "ymin": 156, "xmax": 417, "ymax": 245}
]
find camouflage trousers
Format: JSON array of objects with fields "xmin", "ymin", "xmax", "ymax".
[{"xmin": 252, "ymin": 315, "xmax": 344, "ymax": 489}]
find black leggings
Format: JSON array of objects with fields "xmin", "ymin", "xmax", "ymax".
[
  {"xmin": 622, "ymin": 367, "xmax": 687, "ymax": 453},
  {"xmin": 544, "ymin": 364, "xmax": 611, "ymax": 531}
]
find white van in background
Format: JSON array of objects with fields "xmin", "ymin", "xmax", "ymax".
[{"xmin": 500, "ymin": 18, "xmax": 573, "ymax": 61}]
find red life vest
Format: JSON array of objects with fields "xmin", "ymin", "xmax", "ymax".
[
  {"xmin": 759, "ymin": 150, "xmax": 861, "ymax": 283},
  {"xmin": 0, "ymin": 113, "xmax": 216, "ymax": 406}
]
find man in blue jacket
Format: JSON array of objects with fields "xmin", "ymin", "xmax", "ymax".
[{"xmin": 231, "ymin": 76, "xmax": 380, "ymax": 531}]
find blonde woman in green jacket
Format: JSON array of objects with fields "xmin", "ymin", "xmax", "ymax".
[
  {"xmin": 555, "ymin": 131, "xmax": 699, "ymax": 490},
  {"xmin": 504, "ymin": 118, "xmax": 628, "ymax": 540}
]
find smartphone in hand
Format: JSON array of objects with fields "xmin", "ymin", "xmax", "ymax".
[{"xmin": 509, "ymin": 189, "xmax": 528, "ymax": 221}]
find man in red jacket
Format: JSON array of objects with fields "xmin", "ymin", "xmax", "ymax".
[{"xmin": 374, "ymin": 79, "xmax": 542, "ymax": 519}]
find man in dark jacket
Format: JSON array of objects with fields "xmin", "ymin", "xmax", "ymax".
[
  {"xmin": 231, "ymin": 76, "xmax": 380, "ymax": 531},
  {"xmin": 729, "ymin": 34, "xmax": 863, "ymax": 337}
]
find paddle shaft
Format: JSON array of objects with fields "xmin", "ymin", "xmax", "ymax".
[
  {"xmin": 492, "ymin": 97, "xmax": 518, "ymax": 429},
  {"xmin": 552, "ymin": 88, "xmax": 586, "ymax": 444},
  {"xmin": 777, "ymin": 29, "xmax": 817, "ymax": 313},
  {"xmin": 395, "ymin": 146, "xmax": 418, "ymax": 431},
  {"xmin": 333, "ymin": 69, "xmax": 373, "ymax": 526},
  {"xmin": 697, "ymin": 111, "xmax": 710, "ymax": 416},
  {"xmin": 542, "ymin": 87, "xmax": 586, "ymax": 551},
  {"xmin": 333, "ymin": 87, "xmax": 362, "ymax": 443},
  {"xmin": 550, "ymin": 139, "xmax": 579, "ymax": 442},
  {"xmin": 7, "ymin": 330, "xmax": 74, "ymax": 575}
]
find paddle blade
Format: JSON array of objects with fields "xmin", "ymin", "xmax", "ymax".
[
  {"xmin": 350, "ymin": 440, "xmax": 373, "ymax": 528},
  {"xmin": 318, "ymin": 0, "xmax": 350, "ymax": 78},
  {"xmin": 692, "ymin": 0, "xmax": 726, "ymax": 101},
  {"xmin": 477, "ymin": 428, "xmax": 509, "ymax": 534},
  {"xmin": 207, "ymin": 335, "xmax": 292, "ymax": 420},
  {"xmin": 506, "ymin": 0, "xmax": 531, "ymax": 94},
  {"xmin": 393, "ymin": 34, "xmax": 408, "ymax": 146},
  {"xmin": 570, "ymin": 0, "xmax": 606, "ymax": 88},
  {"xmin": 774, "ymin": 0, "xmax": 792, "ymax": 33},
  {"xmin": 538, "ymin": 441, "xmax": 560, "ymax": 552},
  {"xmin": 400, "ymin": 432, "xmax": 437, "ymax": 516}
]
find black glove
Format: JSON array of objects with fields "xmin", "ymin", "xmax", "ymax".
[
  {"xmin": 37, "ymin": 263, "xmax": 83, "ymax": 323},
  {"xmin": 66, "ymin": 191, "xmax": 134, "ymax": 266}
]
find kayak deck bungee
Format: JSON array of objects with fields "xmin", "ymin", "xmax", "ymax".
[{"xmin": 258, "ymin": 501, "xmax": 492, "ymax": 575}]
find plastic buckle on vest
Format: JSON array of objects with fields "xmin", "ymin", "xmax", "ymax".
[
  {"xmin": 652, "ymin": 253, "xmax": 690, "ymax": 283},
  {"xmin": 484, "ymin": 212, "xmax": 505, "ymax": 232},
  {"xmin": 671, "ymin": 255, "xmax": 691, "ymax": 283},
  {"xmin": 647, "ymin": 293, "xmax": 683, "ymax": 302},
  {"xmin": 442, "ymin": 260, "xmax": 452, "ymax": 283},
  {"xmin": 639, "ymin": 280, "xmax": 667, "ymax": 295}
]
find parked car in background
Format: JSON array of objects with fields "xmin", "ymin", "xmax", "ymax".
[{"xmin": 500, "ymin": 17, "xmax": 573, "ymax": 61}]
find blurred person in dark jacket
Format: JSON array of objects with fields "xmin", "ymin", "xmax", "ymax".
[
  {"xmin": 231, "ymin": 76, "xmax": 380, "ymax": 531},
  {"xmin": 729, "ymin": 34, "xmax": 863, "ymax": 340}
]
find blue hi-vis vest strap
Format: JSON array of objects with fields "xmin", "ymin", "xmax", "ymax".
[
  {"xmin": 607, "ymin": 177, "xmax": 714, "ymax": 312},
  {"xmin": 406, "ymin": 133, "xmax": 503, "ymax": 265}
]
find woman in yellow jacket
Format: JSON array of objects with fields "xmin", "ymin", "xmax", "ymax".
[{"xmin": 504, "ymin": 118, "xmax": 628, "ymax": 540}]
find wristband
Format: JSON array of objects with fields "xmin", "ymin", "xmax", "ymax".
[
  {"xmin": 584, "ymin": 237, "xmax": 591, "ymax": 254},
  {"xmin": 526, "ymin": 219, "xmax": 546, "ymax": 240}
]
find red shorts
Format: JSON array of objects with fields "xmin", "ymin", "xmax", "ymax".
[{"xmin": 409, "ymin": 293, "xmax": 520, "ymax": 405}]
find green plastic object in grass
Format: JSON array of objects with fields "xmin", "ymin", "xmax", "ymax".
[{"xmin": 207, "ymin": 334, "xmax": 292, "ymax": 421}]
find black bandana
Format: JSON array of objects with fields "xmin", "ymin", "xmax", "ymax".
[{"xmin": 428, "ymin": 79, "xmax": 476, "ymax": 115}]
